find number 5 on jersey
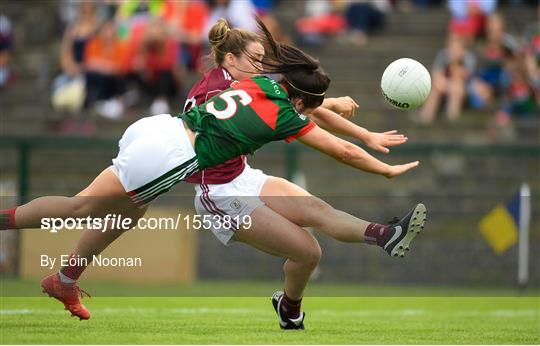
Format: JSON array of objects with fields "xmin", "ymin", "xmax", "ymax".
[{"xmin": 206, "ymin": 90, "xmax": 253, "ymax": 119}]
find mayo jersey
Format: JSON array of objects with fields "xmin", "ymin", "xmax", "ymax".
[
  {"xmin": 180, "ymin": 76, "xmax": 315, "ymax": 170},
  {"xmin": 183, "ymin": 66, "xmax": 245, "ymax": 184}
]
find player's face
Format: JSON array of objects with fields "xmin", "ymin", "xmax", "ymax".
[{"xmin": 231, "ymin": 41, "xmax": 265, "ymax": 80}]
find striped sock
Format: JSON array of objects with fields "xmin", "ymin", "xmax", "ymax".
[
  {"xmin": 280, "ymin": 292, "xmax": 302, "ymax": 320},
  {"xmin": 364, "ymin": 223, "xmax": 391, "ymax": 247},
  {"xmin": 0, "ymin": 208, "xmax": 17, "ymax": 230}
]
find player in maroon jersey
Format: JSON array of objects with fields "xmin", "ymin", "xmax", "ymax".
[
  {"xmin": 184, "ymin": 19, "xmax": 424, "ymax": 329},
  {"xmin": 0, "ymin": 19, "xmax": 425, "ymax": 326}
]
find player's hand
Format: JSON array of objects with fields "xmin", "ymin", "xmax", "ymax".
[
  {"xmin": 331, "ymin": 96, "xmax": 359, "ymax": 118},
  {"xmin": 366, "ymin": 130, "xmax": 408, "ymax": 154},
  {"xmin": 384, "ymin": 161, "xmax": 420, "ymax": 178}
]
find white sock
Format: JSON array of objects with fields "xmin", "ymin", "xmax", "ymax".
[{"xmin": 58, "ymin": 271, "xmax": 76, "ymax": 284}]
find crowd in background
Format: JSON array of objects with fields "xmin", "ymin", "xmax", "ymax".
[
  {"xmin": 294, "ymin": 0, "xmax": 443, "ymax": 47},
  {"xmin": 0, "ymin": 14, "xmax": 13, "ymax": 90},
  {"xmin": 0, "ymin": 0, "xmax": 538, "ymax": 138},
  {"xmin": 50, "ymin": 0, "xmax": 283, "ymax": 134},
  {"xmin": 294, "ymin": 0, "xmax": 538, "ymax": 137},
  {"xmin": 418, "ymin": 0, "xmax": 539, "ymax": 140}
]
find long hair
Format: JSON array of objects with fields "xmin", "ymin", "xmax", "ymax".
[
  {"xmin": 252, "ymin": 17, "xmax": 330, "ymax": 109},
  {"xmin": 207, "ymin": 18, "xmax": 261, "ymax": 66}
]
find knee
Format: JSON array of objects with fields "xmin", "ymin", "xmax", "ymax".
[{"xmin": 299, "ymin": 238, "xmax": 322, "ymax": 268}]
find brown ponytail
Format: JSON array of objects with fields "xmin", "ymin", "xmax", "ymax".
[{"xmin": 208, "ymin": 19, "xmax": 261, "ymax": 65}]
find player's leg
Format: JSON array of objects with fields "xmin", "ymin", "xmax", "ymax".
[
  {"xmin": 41, "ymin": 203, "xmax": 147, "ymax": 320},
  {"xmin": 1, "ymin": 167, "xmax": 131, "ymax": 231},
  {"xmin": 260, "ymin": 176, "xmax": 426, "ymax": 256},
  {"xmin": 260, "ymin": 177, "xmax": 368, "ymax": 242},
  {"xmin": 235, "ymin": 205, "xmax": 321, "ymax": 300},
  {"xmin": 233, "ymin": 205, "xmax": 320, "ymax": 329},
  {"xmin": 2, "ymin": 115, "xmax": 198, "ymax": 231},
  {"xmin": 62, "ymin": 206, "xmax": 147, "ymax": 277},
  {"xmin": 195, "ymin": 175, "xmax": 317, "ymax": 328}
]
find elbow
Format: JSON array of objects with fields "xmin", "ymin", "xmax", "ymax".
[{"xmin": 337, "ymin": 143, "xmax": 357, "ymax": 163}]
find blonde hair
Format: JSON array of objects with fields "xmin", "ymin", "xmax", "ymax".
[{"xmin": 208, "ymin": 19, "xmax": 261, "ymax": 65}]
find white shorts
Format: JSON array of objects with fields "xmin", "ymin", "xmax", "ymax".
[
  {"xmin": 112, "ymin": 114, "xmax": 199, "ymax": 206},
  {"xmin": 194, "ymin": 165, "xmax": 268, "ymax": 246}
]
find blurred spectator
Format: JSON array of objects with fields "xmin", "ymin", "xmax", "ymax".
[
  {"xmin": 419, "ymin": 35, "xmax": 476, "ymax": 123},
  {"xmin": 116, "ymin": 0, "xmax": 166, "ymax": 44},
  {"xmin": 448, "ymin": 0, "xmax": 497, "ymax": 43},
  {"xmin": 84, "ymin": 20, "xmax": 127, "ymax": 120},
  {"xmin": 295, "ymin": 0, "xmax": 346, "ymax": 46},
  {"xmin": 127, "ymin": 18, "xmax": 180, "ymax": 115},
  {"xmin": 496, "ymin": 58, "xmax": 538, "ymax": 124},
  {"xmin": 117, "ymin": 0, "xmax": 165, "ymax": 22},
  {"xmin": 52, "ymin": 1, "xmax": 100, "ymax": 133},
  {"xmin": 58, "ymin": 0, "xmax": 111, "ymax": 28},
  {"xmin": 102, "ymin": 0, "xmax": 121, "ymax": 21},
  {"xmin": 252, "ymin": 0, "xmax": 291, "ymax": 44},
  {"xmin": 341, "ymin": 0, "xmax": 391, "ymax": 46},
  {"xmin": 59, "ymin": 1, "xmax": 100, "ymax": 77},
  {"xmin": 407, "ymin": 0, "xmax": 443, "ymax": 7},
  {"xmin": 467, "ymin": 13, "xmax": 520, "ymax": 109},
  {"xmin": 0, "ymin": 14, "xmax": 13, "ymax": 90},
  {"xmin": 521, "ymin": 7, "xmax": 539, "ymax": 98},
  {"xmin": 162, "ymin": 0, "xmax": 209, "ymax": 72},
  {"xmin": 205, "ymin": 0, "xmax": 258, "ymax": 33}
]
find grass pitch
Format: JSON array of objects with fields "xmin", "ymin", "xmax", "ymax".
[{"xmin": 1, "ymin": 282, "xmax": 538, "ymax": 344}]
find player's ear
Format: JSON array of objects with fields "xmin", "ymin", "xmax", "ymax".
[
  {"xmin": 292, "ymin": 98, "xmax": 305, "ymax": 113},
  {"xmin": 224, "ymin": 52, "xmax": 236, "ymax": 66}
]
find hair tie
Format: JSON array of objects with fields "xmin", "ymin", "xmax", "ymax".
[{"xmin": 285, "ymin": 79, "xmax": 326, "ymax": 97}]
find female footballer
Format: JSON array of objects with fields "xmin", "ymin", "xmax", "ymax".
[{"xmin": 0, "ymin": 19, "xmax": 425, "ymax": 327}]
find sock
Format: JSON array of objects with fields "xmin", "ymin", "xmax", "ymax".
[
  {"xmin": 58, "ymin": 272, "xmax": 76, "ymax": 284},
  {"xmin": 60, "ymin": 253, "xmax": 87, "ymax": 282},
  {"xmin": 280, "ymin": 292, "xmax": 302, "ymax": 320},
  {"xmin": 0, "ymin": 208, "xmax": 17, "ymax": 230},
  {"xmin": 364, "ymin": 223, "xmax": 392, "ymax": 247}
]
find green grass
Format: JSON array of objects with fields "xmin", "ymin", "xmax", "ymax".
[
  {"xmin": 2, "ymin": 279, "xmax": 539, "ymax": 297},
  {"xmin": 1, "ymin": 282, "xmax": 539, "ymax": 344}
]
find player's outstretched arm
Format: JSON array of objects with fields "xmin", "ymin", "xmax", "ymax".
[
  {"xmin": 321, "ymin": 96, "xmax": 359, "ymax": 118},
  {"xmin": 309, "ymin": 107, "xmax": 408, "ymax": 154},
  {"xmin": 298, "ymin": 126, "xmax": 419, "ymax": 178}
]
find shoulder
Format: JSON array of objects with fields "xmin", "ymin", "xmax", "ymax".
[
  {"xmin": 188, "ymin": 66, "xmax": 234, "ymax": 102},
  {"xmin": 206, "ymin": 66, "xmax": 235, "ymax": 91},
  {"xmin": 247, "ymin": 76, "xmax": 289, "ymax": 99}
]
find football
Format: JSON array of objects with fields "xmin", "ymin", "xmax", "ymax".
[{"xmin": 381, "ymin": 58, "xmax": 431, "ymax": 110}]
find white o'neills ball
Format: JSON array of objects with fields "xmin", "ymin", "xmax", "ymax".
[{"xmin": 381, "ymin": 58, "xmax": 431, "ymax": 110}]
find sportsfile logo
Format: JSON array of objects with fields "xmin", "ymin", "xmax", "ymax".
[
  {"xmin": 40, "ymin": 213, "xmax": 253, "ymax": 233},
  {"xmin": 381, "ymin": 90, "xmax": 410, "ymax": 109}
]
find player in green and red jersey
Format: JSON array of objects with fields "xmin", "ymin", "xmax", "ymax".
[{"xmin": 0, "ymin": 19, "xmax": 424, "ymax": 327}]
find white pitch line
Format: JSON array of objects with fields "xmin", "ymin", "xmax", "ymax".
[
  {"xmin": 1, "ymin": 308, "xmax": 538, "ymax": 318},
  {"xmin": 0, "ymin": 307, "xmax": 265, "ymax": 315}
]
